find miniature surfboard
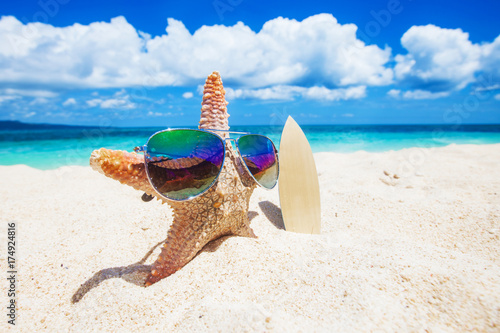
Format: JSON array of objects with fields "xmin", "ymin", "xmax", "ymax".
[{"xmin": 278, "ymin": 116, "xmax": 321, "ymax": 234}]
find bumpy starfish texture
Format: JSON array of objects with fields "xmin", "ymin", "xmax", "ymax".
[
  {"xmin": 199, "ymin": 73, "xmax": 230, "ymax": 137},
  {"xmin": 90, "ymin": 72, "xmax": 257, "ymax": 286}
]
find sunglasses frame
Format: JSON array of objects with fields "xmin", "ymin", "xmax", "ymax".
[{"xmin": 134, "ymin": 128, "xmax": 279, "ymax": 202}]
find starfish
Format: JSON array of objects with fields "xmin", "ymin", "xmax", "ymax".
[{"xmin": 90, "ymin": 72, "xmax": 257, "ymax": 286}]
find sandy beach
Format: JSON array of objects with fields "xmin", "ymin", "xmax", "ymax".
[{"xmin": 1, "ymin": 143, "xmax": 499, "ymax": 332}]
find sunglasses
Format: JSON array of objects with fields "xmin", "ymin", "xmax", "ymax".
[{"xmin": 134, "ymin": 128, "xmax": 279, "ymax": 201}]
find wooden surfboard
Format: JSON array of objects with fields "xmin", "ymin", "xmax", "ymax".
[{"xmin": 278, "ymin": 116, "xmax": 321, "ymax": 234}]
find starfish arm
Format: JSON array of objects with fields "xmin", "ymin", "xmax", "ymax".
[
  {"xmin": 89, "ymin": 72, "xmax": 259, "ymax": 286},
  {"xmin": 145, "ymin": 150, "xmax": 257, "ymax": 286},
  {"xmin": 90, "ymin": 148, "xmax": 158, "ymax": 197},
  {"xmin": 199, "ymin": 72, "xmax": 230, "ymax": 137},
  {"xmin": 145, "ymin": 184, "xmax": 256, "ymax": 286}
]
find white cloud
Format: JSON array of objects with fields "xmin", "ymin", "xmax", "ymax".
[
  {"xmin": 225, "ymin": 85, "xmax": 366, "ymax": 101},
  {"xmin": 0, "ymin": 14, "xmax": 392, "ymax": 92},
  {"xmin": 401, "ymin": 90, "xmax": 450, "ymax": 99},
  {"xmin": 29, "ymin": 97, "xmax": 50, "ymax": 105},
  {"xmin": 1, "ymin": 88, "xmax": 57, "ymax": 98},
  {"xmin": 147, "ymin": 111, "xmax": 165, "ymax": 117},
  {"xmin": 495, "ymin": 94, "xmax": 500, "ymax": 101},
  {"xmin": 0, "ymin": 95, "xmax": 20, "ymax": 104},
  {"xmin": 387, "ymin": 88, "xmax": 449, "ymax": 100},
  {"xmin": 342, "ymin": 113, "xmax": 354, "ymax": 118},
  {"xmin": 474, "ymin": 84, "xmax": 500, "ymax": 92},
  {"xmin": 62, "ymin": 97, "xmax": 76, "ymax": 106},
  {"xmin": 100, "ymin": 98, "xmax": 134, "ymax": 109},
  {"xmin": 86, "ymin": 94, "xmax": 135, "ymax": 109},
  {"xmin": 480, "ymin": 35, "xmax": 500, "ymax": 84},
  {"xmin": 387, "ymin": 89, "xmax": 401, "ymax": 98},
  {"xmin": 393, "ymin": 25, "xmax": 500, "ymax": 96},
  {"xmin": 225, "ymin": 86, "xmax": 301, "ymax": 100},
  {"xmin": 299, "ymin": 113, "xmax": 319, "ymax": 118},
  {"xmin": 303, "ymin": 86, "xmax": 366, "ymax": 101},
  {"xmin": 86, "ymin": 98, "xmax": 102, "ymax": 107},
  {"xmin": 113, "ymin": 89, "xmax": 127, "ymax": 97},
  {"xmin": 394, "ymin": 25, "xmax": 481, "ymax": 92},
  {"xmin": 146, "ymin": 111, "xmax": 184, "ymax": 117},
  {"xmin": 3, "ymin": 15, "xmax": 499, "ymax": 104}
]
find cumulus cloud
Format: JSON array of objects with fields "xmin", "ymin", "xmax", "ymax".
[
  {"xmin": 392, "ymin": 24, "xmax": 500, "ymax": 98},
  {"xmin": 480, "ymin": 35, "xmax": 500, "ymax": 86},
  {"xmin": 0, "ymin": 16, "xmax": 147, "ymax": 88},
  {"xmin": 0, "ymin": 14, "xmax": 391, "ymax": 97},
  {"xmin": 225, "ymin": 85, "xmax": 366, "ymax": 101},
  {"xmin": 2, "ymin": 14, "xmax": 499, "ymax": 104},
  {"xmin": 395, "ymin": 25, "xmax": 482, "ymax": 92}
]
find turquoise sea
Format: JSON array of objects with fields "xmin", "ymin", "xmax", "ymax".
[{"xmin": 1, "ymin": 121, "xmax": 500, "ymax": 170}]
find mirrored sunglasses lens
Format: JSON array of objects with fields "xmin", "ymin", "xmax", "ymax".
[
  {"xmin": 145, "ymin": 130, "xmax": 224, "ymax": 200},
  {"xmin": 237, "ymin": 135, "xmax": 278, "ymax": 189}
]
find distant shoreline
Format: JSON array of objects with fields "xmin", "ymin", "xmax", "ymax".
[{"xmin": 0, "ymin": 120, "xmax": 100, "ymax": 130}]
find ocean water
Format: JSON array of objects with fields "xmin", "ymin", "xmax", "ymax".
[{"xmin": 1, "ymin": 124, "xmax": 500, "ymax": 170}]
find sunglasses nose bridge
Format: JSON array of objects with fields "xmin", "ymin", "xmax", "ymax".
[
  {"xmin": 222, "ymin": 137, "xmax": 238, "ymax": 152},
  {"xmin": 224, "ymin": 138, "xmax": 259, "ymax": 188}
]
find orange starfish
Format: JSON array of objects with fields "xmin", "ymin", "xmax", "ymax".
[{"xmin": 90, "ymin": 72, "xmax": 257, "ymax": 286}]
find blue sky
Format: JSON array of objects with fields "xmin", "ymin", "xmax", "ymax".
[{"xmin": 0, "ymin": 0, "xmax": 499, "ymax": 126}]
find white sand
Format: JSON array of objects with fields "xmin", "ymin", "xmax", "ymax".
[{"xmin": 1, "ymin": 144, "xmax": 499, "ymax": 332}]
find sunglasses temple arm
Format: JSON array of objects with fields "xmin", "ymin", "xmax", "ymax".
[
  {"xmin": 133, "ymin": 145, "xmax": 153, "ymax": 202},
  {"xmin": 134, "ymin": 145, "xmax": 146, "ymax": 153}
]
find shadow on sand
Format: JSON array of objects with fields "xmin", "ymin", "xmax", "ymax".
[
  {"xmin": 71, "ymin": 211, "xmax": 262, "ymax": 303},
  {"xmin": 258, "ymin": 201, "xmax": 285, "ymax": 230}
]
